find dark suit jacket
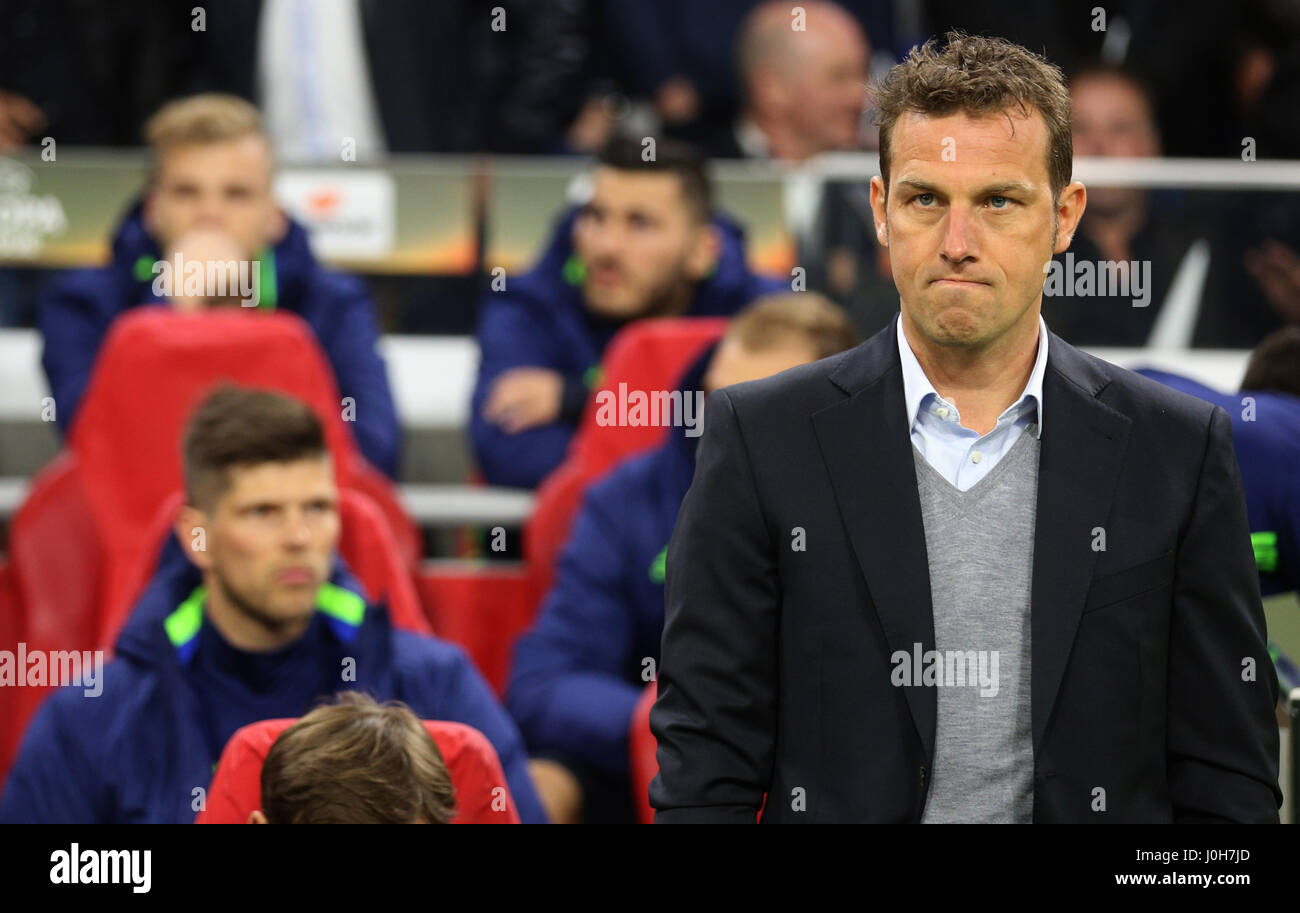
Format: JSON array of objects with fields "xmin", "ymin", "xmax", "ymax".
[{"xmin": 650, "ymin": 313, "xmax": 1282, "ymax": 823}]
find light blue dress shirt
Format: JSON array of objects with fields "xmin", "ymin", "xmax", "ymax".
[{"xmin": 896, "ymin": 313, "xmax": 1048, "ymax": 492}]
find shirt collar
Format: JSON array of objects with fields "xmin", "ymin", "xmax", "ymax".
[
  {"xmin": 895, "ymin": 312, "xmax": 1048, "ymax": 438},
  {"xmin": 165, "ymin": 582, "xmax": 366, "ymax": 665}
]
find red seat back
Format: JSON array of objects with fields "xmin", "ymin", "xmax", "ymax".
[
  {"xmin": 524, "ymin": 317, "xmax": 725, "ymax": 599},
  {"xmin": 195, "ymin": 718, "xmax": 519, "ymax": 823},
  {"xmin": 416, "ymin": 563, "xmax": 537, "ymax": 695},
  {"xmin": 7, "ymin": 453, "xmax": 101, "ymax": 651},
  {"xmin": 569, "ymin": 317, "xmax": 727, "ymax": 477},
  {"xmin": 0, "ymin": 453, "xmax": 102, "ymax": 788},
  {"xmin": 66, "ymin": 308, "xmax": 415, "ymax": 630},
  {"xmin": 629, "ymin": 682, "xmax": 658, "ymax": 825},
  {"xmin": 334, "ymin": 488, "xmax": 428, "ymax": 634}
]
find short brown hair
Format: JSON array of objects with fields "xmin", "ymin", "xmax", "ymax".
[
  {"xmin": 261, "ymin": 692, "xmax": 457, "ymax": 825},
  {"xmin": 872, "ymin": 31, "xmax": 1073, "ymax": 204},
  {"xmin": 182, "ymin": 386, "xmax": 328, "ymax": 509},
  {"xmin": 597, "ymin": 135, "xmax": 713, "ymax": 223},
  {"xmin": 144, "ymin": 93, "xmax": 266, "ymax": 154},
  {"xmin": 1241, "ymin": 326, "xmax": 1300, "ymax": 398},
  {"xmin": 728, "ymin": 291, "xmax": 860, "ymax": 360}
]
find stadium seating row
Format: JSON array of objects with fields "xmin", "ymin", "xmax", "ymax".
[{"xmin": 0, "ymin": 306, "xmax": 721, "ymax": 814}]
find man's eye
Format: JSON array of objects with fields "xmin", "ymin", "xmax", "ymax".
[
  {"xmin": 914, "ymin": 193, "xmax": 936, "ymax": 206},
  {"xmin": 988, "ymin": 195, "xmax": 1012, "ymax": 208}
]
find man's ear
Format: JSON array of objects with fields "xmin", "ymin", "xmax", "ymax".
[
  {"xmin": 176, "ymin": 504, "xmax": 213, "ymax": 572},
  {"xmin": 264, "ymin": 205, "xmax": 289, "ymax": 247},
  {"xmin": 1053, "ymin": 180, "xmax": 1087, "ymax": 255},
  {"xmin": 248, "ymin": 809, "xmax": 268, "ymax": 824},
  {"xmin": 687, "ymin": 223, "xmax": 723, "ymax": 280},
  {"xmin": 868, "ymin": 175, "xmax": 888, "ymax": 248}
]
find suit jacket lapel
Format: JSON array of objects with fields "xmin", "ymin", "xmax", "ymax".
[
  {"xmin": 1029, "ymin": 333, "xmax": 1131, "ymax": 751},
  {"xmin": 813, "ymin": 316, "xmax": 937, "ymax": 760}
]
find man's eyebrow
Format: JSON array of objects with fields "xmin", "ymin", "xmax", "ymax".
[{"xmin": 895, "ymin": 178, "xmax": 1037, "ymax": 197}]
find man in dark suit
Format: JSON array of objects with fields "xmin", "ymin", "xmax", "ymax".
[{"xmin": 650, "ymin": 32, "xmax": 1282, "ymax": 823}]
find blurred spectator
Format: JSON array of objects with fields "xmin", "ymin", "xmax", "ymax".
[
  {"xmin": 0, "ymin": 387, "xmax": 546, "ymax": 823},
  {"xmin": 37, "ymin": 94, "xmax": 402, "ymax": 477},
  {"xmin": 509, "ymin": 293, "xmax": 858, "ymax": 823},
  {"xmin": 723, "ymin": 0, "xmax": 872, "ymax": 160},
  {"xmin": 251, "ymin": 693, "xmax": 457, "ymax": 824},
  {"xmin": 470, "ymin": 137, "xmax": 786, "ymax": 489},
  {"xmin": 197, "ymin": 0, "xmax": 589, "ymax": 156},
  {"xmin": 1233, "ymin": 0, "xmax": 1300, "ymax": 159},
  {"xmin": 922, "ymin": 0, "xmax": 1244, "ymax": 158},
  {"xmin": 596, "ymin": 0, "xmax": 893, "ymax": 158},
  {"xmin": 1135, "ymin": 326, "xmax": 1300, "ymax": 598},
  {"xmin": 1044, "ymin": 63, "xmax": 1217, "ymax": 346},
  {"xmin": 0, "ymin": 0, "xmax": 203, "ymax": 149}
]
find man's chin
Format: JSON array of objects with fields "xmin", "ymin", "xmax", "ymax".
[
  {"xmin": 259, "ymin": 602, "xmax": 316, "ymax": 632},
  {"xmin": 583, "ymin": 292, "xmax": 645, "ymax": 321},
  {"xmin": 917, "ymin": 302, "xmax": 996, "ymax": 347}
]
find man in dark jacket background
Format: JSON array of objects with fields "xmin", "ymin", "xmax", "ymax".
[
  {"xmin": 38, "ymin": 93, "xmax": 402, "ymax": 478},
  {"xmin": 0, "ymin": 387, "xmax": 544, "ymax": 823},
  {"xmin": 471, "ymin": 137, "xmax": 786, "ymax": 489},
  {"xmin": 1136, "ymin": 327, "xmax": 1300, "ymax": 599},
  {"xmin": 509, "ymin": 292, "xmax": 858, "ymax": 822}
]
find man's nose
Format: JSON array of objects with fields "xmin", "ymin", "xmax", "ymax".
[
  {"xmin": 282, "ymin": 510, "xmax": 312, "ymax": 548},
  {"xmin": 194, "ymin": 193, "xmax": 227, "ymax": 227},
  {"xmin": 940, "ymin": 205, "xmax": 974, "ymax": 264},
  {"xmin": 585, "ymin": 223, "xmax": 626, "ymax": 258}
]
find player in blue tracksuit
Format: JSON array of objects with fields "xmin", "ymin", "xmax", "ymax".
[
  {"xmin": 471, "ymin": 138, "xmax": 786, "ymax": 489},
  {"xmin": 1135, "ymin": 343, "xmax": 1300, "ymax": 692},
  {"xmin": 508, "ymin": 293, "xmax": 858, "ymax": 822},
  {"xmin": 1133, "ymin": 368, "xmax": 1300, "ymax": 598},
  {"xmin": 38, "ymin": 95, "xmax": 400, "ymax": 478},
  {"xmin": 0, "ymin": 387, "xmax": 544, "ymax": 823}
]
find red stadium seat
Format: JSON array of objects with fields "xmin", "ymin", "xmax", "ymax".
[
  {"xmin": 416, "ymin": 563, "xmax": 537, "ymax": 696},
  {"xmin": 65, "ymin": 308, "xmax": 418, "ymax": 632},
  {"xmin": 567, "ymin": 317, "xmax": 728, "ymax": 475},
  {"xmin": 350, "ymin": 459, "xmax": 420, "ymax": 569},
  {"xmin": 1, "ymin": 310, "xmax": 426, "ymax": 788},
  {"xmin": 525, "ymin": 317, "xmax": 726, "ymax": 601},
  {"xmin": 6, "ymin": 453, "xmax": 101, "ymax": 653},
  {"xmin": 628, "ymin": 682, "xmax": 658, "ymax": 825},
  {"xmin": 195, "ymin": 717, "xmax": 520, "ymax": 823},
  {"xmin": 0, "ymin": 453, "xmax": 102, "ymax": 788}
]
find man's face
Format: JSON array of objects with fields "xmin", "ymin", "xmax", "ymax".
[
  {"xmin": 572, "ymin": 167, "xmax": 718, "ymax": 320},
  {"xmin": 781, "ymin": 23, "xmax": 869, "ymax": 152},
  {"xmin": 1071, "ymin": 75, "xmax": 1158, "ymax": 214},
  {"xmin": 185, "ymin": 457, "xmax": 339, "ymax": 633},
  {"xmin": 703, "ymin": 336, "xmax": 821, "ymax": 394},
  {"xmin": 145, "ymin": 135, "xmax": 283, "ymax": 261},
  {"xmin": 869, "ymin": 108, "xmax": 1085, "ymax": 350}
]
